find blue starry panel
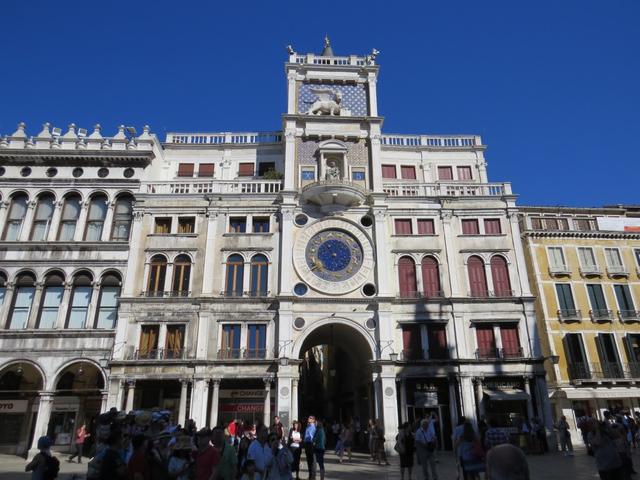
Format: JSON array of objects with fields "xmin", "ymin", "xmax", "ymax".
[{"xmin": 298, "ymin": 83, "xmax": 369, "ymax": 116}]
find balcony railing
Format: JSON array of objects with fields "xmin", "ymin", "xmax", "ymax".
[
  {"xmin": 619, "ymin": 310, "xmax": 640, "ymax": 322},
  {"xmin": 133, "ymin": 348, "xmax": 187, "ymax": 360},
  {"xmin": 590, "ymin": 309, "xmax": 613, "ymax": 322},
  {"xmin": 166, "ymin": 131, "xmax": 283, "ymax": 145},
  {"xmin": 579, "ymin": 265, "xmax": 602, "ymax": 276},
  {"xmin": 549, "ymin": 265, "xmax": 572, "ymax": 276},
  {"xmin": 558, "ymin": 309, "xmax": 582, "ymax": 322},
  {"xmin": 568, "ymin": 362, "xmax": 640, "ymax": 381},
  {"xmin": 400, "ymin": 348, "xmax": 452, "ymax": 361},
  {"xmin": 397, "ymin": 290, "xmax": 445, "ymax": 300},
  {"xmin": 140, "ymin": 290, "xmax": 191, "ymax": 298},
  {"xmin": 381, "ymin": 134, "xmax": 481, "ymax": 148},
  {"xmin": 607, "ymin": 265, "xmax": 630, "ymax": 277},
  {"xmin": 217, "ymin": 348, "xmax": 269, "ymax": 360},
  {"xmin": 382, "ymin": 182, "xmax": 510, "ymax": 198},
  {"xmin": 475, "ymin": 347, "xmax": 525, "ymax": 360},
  {"xmin": 220, "ymin": 290, "xmax": 271, "ymax": 298},
  {"xmin": 144, "ymin": 180, "xmax": 282, "ymax": 195},
  {"xmin": 467, "ymin": 290, "xmax": 516, "ymax": 299}
]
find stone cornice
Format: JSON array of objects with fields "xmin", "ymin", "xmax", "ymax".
[
  {"xmin": 0, "ymin": 149, "xmax": 154, "ymax": 166},
  {"xmin": 523, "ymin": 230, "xmax": 640, "ymax": 240}
]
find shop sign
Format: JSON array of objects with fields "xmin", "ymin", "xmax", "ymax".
[
  {"xmin": 220, "ymin": 404, "xmax": 265, "ymax": 413},
  {"xmin": 219, "ymin": 390, "xmax": 265, "ymax": 399},
  {"xmin": 0, "ymin": 400, "xmax": 28, "ymax": 413},
  {"xmin": 415, "ymin": 391, "xmax": 438, "ymax": 407}
]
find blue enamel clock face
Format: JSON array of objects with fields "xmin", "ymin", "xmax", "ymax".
[{"xmin": 305, "ymin": 229, "xmax": 363, "ymax": 282}]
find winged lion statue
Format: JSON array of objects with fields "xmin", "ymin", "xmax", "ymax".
[{"xmin": 306, "ymin": 88, "xmax": 343, "ymax": 116}]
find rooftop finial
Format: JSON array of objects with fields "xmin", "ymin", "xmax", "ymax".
[{"xmin": 321, "ymin": 35, "xmax": 334, "ymax": 57}]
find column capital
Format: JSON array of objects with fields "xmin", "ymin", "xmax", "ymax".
[
  {"xmin": 291, "ymin": 377, "xmax": 299, "ymax": 387},
  {"xmin": 263, "ymin": 375, "xmax": 274, "ymax": 388},
  {"xmin": 180, "ymin": 378, "xmax": 190, "ymax": 386},
  {"xmin": 211, "ymin": 378, "xmax": 222, "ymax": 387},
  {"xmin": 126, "ymin": 379, "xmax": 136, "ymax": 387}
]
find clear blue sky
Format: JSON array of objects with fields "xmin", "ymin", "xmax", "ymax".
[{"xmin": 1, "ymin": 1, "xmax": 638, "ymax": 207}]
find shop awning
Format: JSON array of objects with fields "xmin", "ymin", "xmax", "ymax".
[{"xmin": 483, "ymin": 388, "xmax": 530, "ymax": 401}]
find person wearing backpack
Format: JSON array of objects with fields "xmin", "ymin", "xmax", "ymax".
[
  {"xmin": 26, "ymin": 436, "xmax": 60, "ymax": 480},
  {"xmin": 268, "ymin": 432, "xmax": 294, "ymax": 480},
  {"xmin": 456, "ymin": 422, "xmax": 485, "ymax": 480}
]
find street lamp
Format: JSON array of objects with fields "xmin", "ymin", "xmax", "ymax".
[{"xmin": 389, "ymin": 352, "xmax": 399, "ymax": 363}]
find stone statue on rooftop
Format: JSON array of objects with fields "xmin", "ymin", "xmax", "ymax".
[{"xmin": 306, "ymin": 88, "xmax": 343, "ymax": 116}]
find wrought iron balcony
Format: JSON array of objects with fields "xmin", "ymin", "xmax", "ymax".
[
  {"xmin": 619, "ymin": 310, "xmax": 640, "ymax": 322},
  {"xmin": 132, "ymin": 348, "xmax": 187, "ymax": 360},
  {"xmin": 475, "ymin": 347, "xmax": 525, "ymax": 360},
  {"xmin": 567, "ymin": 362, "xmax": 640, "ymax": 381},
  {"xmin": 217, "ymin": 348, "xmax": 269, "ymax": 360},
  {"xmin": 557, "ymin": 309, "xmax": 582, "ymax": 322},
  {"xmin": 590, "ymin": 309, "xmax": 613, "ymax": 322},
  {"xmin": 607, "ymin": 265, "xmax": 630, "ymax": 278},
  {"xmin": 549, "ymin": 265, "xmax": 572, "ymax": 276},
  {"xmin": 400, "ymin": 348, "xmax": 451, "ymax": 361}
]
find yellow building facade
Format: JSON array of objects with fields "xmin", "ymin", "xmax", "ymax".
[{"xmin": 520, "ymin": 206, "xmax": 640, "ymax": 441}]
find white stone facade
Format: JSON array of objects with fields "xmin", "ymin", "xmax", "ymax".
[{"xmin": 0, "ymin": 43, "xmax": 551, "ymax": 454}]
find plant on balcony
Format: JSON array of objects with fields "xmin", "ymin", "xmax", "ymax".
[{"xmin": 262, "ymin": 168, "xmax": 284, "ymax": 180}]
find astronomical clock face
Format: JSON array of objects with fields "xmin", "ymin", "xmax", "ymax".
[
  {"xmin": 293, "ymin": 218, "xmax": 374, "ymax": 295},
  {"xmin": 305, "ymin": 229, "xmax": 363, "ymax": 282}
]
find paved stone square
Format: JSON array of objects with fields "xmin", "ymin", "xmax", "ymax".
[{"xmin": 0, "ymin": 446, "xmax": 624, "ymax": 479}]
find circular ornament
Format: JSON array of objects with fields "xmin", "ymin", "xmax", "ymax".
[{"xmin": 385, "ymin": 387, "xmax": 394, "ymax": 397}]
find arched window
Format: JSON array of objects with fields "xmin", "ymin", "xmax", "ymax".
[
  {"xmin": 7, "ymin": 272, "xmax": 36, "ymax": 329},
  {"xmin": 84, "ymin": 194, "xmax": 108, "ymax": 241},
  {"xmin": 421, "ymin": 256, "xmax": 441, "ymax": 298},
  {"xmin": 467, "ymin": 256, "xmax": 488, "ymax": 297},
  {"xmin": 147, "ymin": 255, "xmax": 167, "ymax": 296},
  {"xmin": 249, "ymin": 254, "xmax": 269, "ymax": 296},
  {"xmin": 66, "ymin": 272, "xmax": 93, "ymax": 329},
  {"xmin": 111, "ymin": 195, "xmax": 133, "ymax": 241},
  {"xmin": 58, "ymin": 194, "xmax": 81, "ymax": 241},
  {"xmin": 171, "ymin": 255, "xmax": 191, "ymax": 296},
  {"xmin": 37, "ymin": 271, "xmax": 64, "ymax": 329},
  {"xmin": 3, "ymin": 193, "xmax": 28, "ymax": 241},
  {"xmin": 491, "ymin": 256, "xmax": 512, "ymax": 297},
  {"xmin": 225, "ymin": 254, "xmax": 244, "ymax": 296},
  {"xmin": 0, "ymin": 272, "xmax": 6, "ymax": 307},
  {"xmin": 95, "ymin": 272, "xmax": 121, "ymax": 329},
  {"xmin": 30, "ymin": 194, "xmax": 55, "ymax": 241},
  {"xmin": 398, "ymin": 256, "xmax": 417, "ymax": 298}
]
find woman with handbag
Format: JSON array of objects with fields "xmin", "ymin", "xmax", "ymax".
[{"xmin": 395, "ymin": 422, "xmax": 415, "ymax": 480}]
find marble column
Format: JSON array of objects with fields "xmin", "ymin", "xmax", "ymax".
[
  {"xmin": 448, "ymin": 378, "xmax": 459, "ymax": 427},
  {"xmin": 100, "ymin": 201, "xmax": 116, "ymax": 242},
  {"xmin": 46, "ymin": 201, "xmax": 63, "ymax": 242},
  {"xmin": 178, "ymin": 379, "xmax": 189, "ymax": 426},
  {"xmin": 460, "ymin": 376, "xmax": 477, "ymax": 423},
  {"xmin": 125, "ymin": 380, "xmax": 136, "ymax": 412},
  {"xmin": 26, "ymin": 282, "xmax": 44, "ymax": 329},
  {"xmin": 474, "ymin": 377, "xmax": 485, "ymax": 419},
  {"xmin": 73, "ymin": 201, "xmax": 90, "ymax": 242},
  {"xmin": 524, "ymin": 377, "xmax": 535, "ymax": 421},
  {"xmin": 210, "ymin": 379, "xmax": 221, "ymax": 428},
  {"xmin": 291, "ymin": 378, "xmax": 299, "ymax": 423},
  {"xmin": 263, "ymin": 378, "xmax": 272, "ymax": 426},
  {"xmin": 29, "ymin": 393, "xmax": 53, "ymax": 452},
  {"xmin": 398, "ymin": 378, "xmax": 408, "ymax": 424},
  {"xmin": 18, "ymin": 200, "xmax": 37, "ymax": 242},
  {"xmin": 100, "ymin": 390, "xmax": 109, "ymax": 413}
]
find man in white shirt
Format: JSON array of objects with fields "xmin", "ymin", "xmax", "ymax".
[
  {"xmin": 247, "ymin": 426, "xmax": 273, "ymax": 480},
  {"xmin": 415, "ymin": 418, "xmax": 438, "ymax": 480}
]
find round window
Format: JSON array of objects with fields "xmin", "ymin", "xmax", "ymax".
[
  {"xmin": 360, "ymin": 215, "xmax": 373, "ymax": 227},
  {"xmin": 72, "ymin": 167, "xmax": 84, "ymax": 178},
  {"xmin": 362, "ymin": 283, "xmax": 377, "ymax": 297},
  {"xmin": 20, "ymin": 167, "xmax": 32, "ymax": 177},
  {"xmin": 293, "ymin": 283, "xmax": 308, "ymax": 296},
  {"xmin": 46, "ymin": 167, "xmax": 58, "ymax": 178},
  {"xmin": 293, "ymin": 317, "xmax": 306, "ymax": 329},
  {"xmin": 294, "ymin": 214, "xmax": 308, "ymax": 226},
  {"xmin": 0, "ymin": 166, "xmax": 7, "ymax": 177},
  {"xmin": 123, "ymin": 168, "xmax": 135, "ymax": 178},
  {"xmin": 97, "ymin": 168, "xmax": 109, "ymax": 178}
]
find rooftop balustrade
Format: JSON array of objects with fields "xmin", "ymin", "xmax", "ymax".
[
  {"xmin": 165, "ymin": 132, "xmax": 282, "ymax": 145},
  {"xmin": 381, "ymin": 134, "xmax": 481, "ymax": 148},
  {"xmin": 144, "ymin": 180, "xmax": 282, "ymax": 195},
  {"xmin": 382, "ymin": 182, "xmax": 511, "ymax": 198}
]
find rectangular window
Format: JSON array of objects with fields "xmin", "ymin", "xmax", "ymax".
[
  {"xmin": 574, "ymin": 218, "xmax": 595, "ymax": 231},
  {"xmin": 625, "ymin": 334, "xmax": 640, "ymax": 364},
  {"xmin": 8, "ymin": 287, "xmax": 35, "ymax": 329},
  {"xmin": 461, "ymin": 219, "xmax": 479, "ymax": 235},
  {"xmin": 500, "ymin": 325, "xmax": 521, "ymax": 357},
  {"xmin": 229, "ymin": 217, "xmax": 247, "ymax": 233},
  {"xmin": 198, "ymin": 163, "xmax": 215, "ymax": 177},
  {"xmin": 177, "ymin": 217, "xmax": 195, "ymax": 234},
  {"xmin": 66, "ymin": 287, "xmax": 92, "ymax": 329},
  {"xmin": 352, "ymin": 170, "xmax": 366, "ymax": 181},
  {"xmin": 634, "ymin": 249, "xmax": 640, "ymax": 267},
  {"xmin": 587, "ymin": 284, "xmax": 608, "ymax": 313},
  {"xmin": 258, "ymin": 162, "xmax": 276, "ymax": 177},
  {"xmin": 221, "ymin": 325, "xmax": 241, "ymax": 359},
  {"xmin": 400, "ymin": 166, "xmax": 416, "ymax": 180},
  {"xmin": 484, "ymin": 219, "xmax": 502, "ymax": 234},
  {"xmin": 154, "ymin": 218, "xmax": 172, "ymax": 234},
  {"xmin": 547, "ymin": 247, "xmax": 566, "ymax": 269},
  {"xmin": 476, "ymin": 326, "xmax": 496, "ymax": 358},
  {"xmin": 531, "ymin": 218, "xmax": 543, "ymax": 230},
  {"xmin": 437, "ymin": 166, "xmax": 453, "ymax": 180},
  {"xmin": 394, "ymin": 219, "xmax": 413, "ymax": 235},
  {"xmin": 402, "ymin": 325, "xmax": 422, "ymax": 360},
  {"xmin": 596, "ymin": 334, "xmax": 623, "ymax": 378},
  {"xmin": 382, "ymin": 165, "xmax": 397, "ymax": 179},
  {"xmin": 95, "ymin": 286, "xmax": 120, "ymax": 329},
  {"xmin": 578, "ymin": 247, "xmax": 597, "ymax": 269},
  {"xmin": 301, "ymin": 169, "xmax": 315, "ymax": 181},
  {"xmin": 417, "ymin": 219, "xmax": 435, "ymax": 235},
  {"xmin": 427, "ymin": 326, "xmax": 448, "ymax": 359},
  {"xmin": 457, "ymin": 166, "xmax": 473, "ymax": 180},
  {"xmin": 556, "ymin": 283, "xmax": 576, "ymax": 311},
  {"xmin": 252, "ymin": 217, "xmax": 270, "ymax": 233},
  {"xmin": 605, "ymin": 248, "xmax": 623, "ymax": 268},
  {"xmin": 247, "ymin": 324, "xmax": 267, "ymax": 359},
  {"xmin": 139, "ymin": 325, "xmax": 159, "ymax": 358},
  {"xmin": 177, "ymin": 163, "xmax": 194, "ymax": 177},
  {"xmin": 38, "ymin": 286, "xmax": 63, "ymax": 329},
  {"xmin": 564, "ymin": 333, "xmax": 589, "ymax": 379},
  {"xmin": 165, "ymin": 325, "xmax": 185, "ymax": 359},
  {"xmin": 614, "ymin": 284, "xmax": 636, "ymax": 312},
  {"xmin": 238, "ymin": 163, "xmax": 255, "ymax": 177}
]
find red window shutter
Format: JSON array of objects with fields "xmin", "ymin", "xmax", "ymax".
[
  {"xmin": 398, "ymin": 257, "xmax": 417, "ymax": 297},
  {"xmin": 417, "ymin": 219, "xmax": 435, "ymax": 235},
  {"xmin": 462, "ymin": 219, "xmax": 479, "ymax": 235},
  {"xmin": 421, "ymin": 256, "xmax": 441, "ymax": 298},
  {"xmin": 198, "ymin": 163, "xmax": 215, "ymax": 177},
  {"xmin": 382, "ymin": 165, "xmax": 397, "ymax": 179},
  {"xmin": 400, "ymin": 166, "xmax": 416, "ymax": 180},
  {"xmin": 428, "ymin": 326, "xmax": 447, "ymax": 355},
  {"xmin": 500, "ymin": 326, "xmax": 520, "ymax": 355},
  {"xmin": 238, "ymin": 163, "xmax": 254, "ymax": 176},
  {"xmin": 476, "ymin": 326, "xmax": 496, "ymax": 355},
  {"xmin": 468, "ymin": 256, "xmax": 488, "ymax": 296},
  {"xmin": 395, "ymin": 219, "xmax": 412, "ymax": 235},
  {"xmin": 457, "ymin": 166, "xmax": 472, "ymax": 180},
  {"xmin": 484, "ymin": 219, "xmax": 501, "ymax": 234},
  {"xmin": 177, "ymin": 163, "xmax": 194, "ymax": 177},
  {"xmin": 437, "ymin": 166, "xmax": 453, "ymax": 180},
  {"xmin": 491, "ymin": 256, "xmax": 511, "ymax": 296},
  {"xmin": 402, "ymin": 326, "xmax": 421, "ymax": 358}
]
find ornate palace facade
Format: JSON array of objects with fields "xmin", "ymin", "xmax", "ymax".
[{"xmin": 0, "ymin": 40, "xmax": 551, "ymax": 455}]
